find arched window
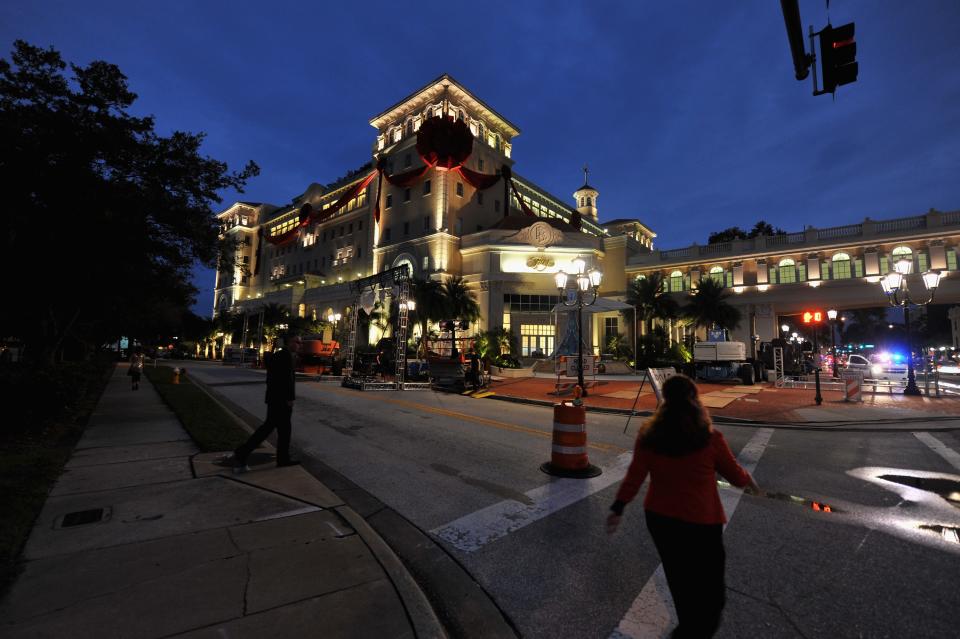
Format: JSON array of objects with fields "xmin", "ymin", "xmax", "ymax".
[
  {"xmin": 670, "ymin": 270, "xmax": 684, "ymax": 292},
  {"xmin": 709, "ymin": 266, "xmax": 724, "ymax": 285},
  {"xmin": 832, "ymin": 252, "xmax": 852, "ymax": 279},
  {"xmin": 405, "ymin": 119, "xmax": 413, "ymax": 136},
  {"xmin": 579, "ymin": 197, "xmax": 584, "ymax": 207},
  {"xmin": 586, "ymin": 196, "xmax": 592, "ymax": 207},
  {"xmin": 778, "ymin": 258, "xmax": 796, "ymax": 283},
  {"xmin": 890, "ymin": 245, "xmax": 913, "ymax": 274},
  {"xmin": 392, "ymin": 127, "xmax": 401, "ymax": 143},
  {"xmin": 457, "ymin": 109, "xmax": 465, "ymax": 122}
]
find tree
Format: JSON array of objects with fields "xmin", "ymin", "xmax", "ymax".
[
  {"xmin": 0, "ymin": 41, "xmax": 258, "ymax": 363},
  {"xmin": 626, "ymin": 273, "xmax": 679, "ymax": 338},
  {"xmin": 440, "ymin": 275, "xmax": 481, "ymax": 322},
  {"xmin": 707, "ymin": 220, "xmax": 786, "ymax": 244},
  {"xmin": 682, "ymin": 279, "xmax": 742, "ymax": 337},
  {"xmin": 707, "ymin": 227, "xmax": 748, "ymax": 244},
  {"xmin": 409, "ymin": 277, "xmax": 446, "ymax": 346}
]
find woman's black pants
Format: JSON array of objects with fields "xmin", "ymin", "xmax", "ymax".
[{"xmin": 645, "ymin": 510, "xmax": 726, "ymax": 638}]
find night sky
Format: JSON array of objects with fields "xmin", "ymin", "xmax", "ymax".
[{"xmin": 4, "ymin": 1, "xmax": 959, "ymax": 316}]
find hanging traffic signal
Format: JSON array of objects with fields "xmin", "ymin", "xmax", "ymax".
[
  {"xmin": 820, "ymin": 22, "xmax": 858, "ymax": 94},
  {"xmin": 802, "ymin": 311, "xmax": 824, "ymax": 324}
]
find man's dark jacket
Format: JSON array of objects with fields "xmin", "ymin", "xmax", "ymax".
[{"xmin": 265, "ymin": 348, "xmax": 296, "ymax": 404}]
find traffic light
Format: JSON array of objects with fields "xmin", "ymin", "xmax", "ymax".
[
  {"xmin": 820, "ymin": 22, "xmax": 858, "ymax": 94},
  {"xmin": 802, "ymin": 310, "xmax": 824, "ymax": 324}
]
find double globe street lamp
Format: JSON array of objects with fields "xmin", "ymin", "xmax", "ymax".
[
  {"xmin": 555, "ymin": 257, "xmax": 602, "ymax": 397},
  {"xmin": 877, "ymin": 257, "xmax": 942, "ymax": 396}
]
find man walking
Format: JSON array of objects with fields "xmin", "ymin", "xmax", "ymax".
[{"xmin": 231, "ymin": 334, "xmax": 302, "ymax": 469}]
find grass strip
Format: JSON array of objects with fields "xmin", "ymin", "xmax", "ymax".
[
  {"xmin": 0, "ymin": 361, "xmax": 113, "ymax": 597},
  {"xmin": 143, "ymin": 366, "xmax": 249, "ymax": 452}
]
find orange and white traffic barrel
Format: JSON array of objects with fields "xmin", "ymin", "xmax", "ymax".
[
  {"xmin": 540, "ymin": 395, "xmax": 602, "ymax": 478},
  {"xmin": 842, "ymin": 370, "xmax": 862, "ymax": 402}
]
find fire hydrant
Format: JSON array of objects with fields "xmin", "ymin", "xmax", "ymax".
[{"xmin": 172, "ymin": 367, "xmax": 181, "ymax": 384}]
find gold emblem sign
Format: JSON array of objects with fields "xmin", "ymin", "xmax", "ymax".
[{"xmin": 526, "ymin": 256, "xmax": 555, "ymax": 271}]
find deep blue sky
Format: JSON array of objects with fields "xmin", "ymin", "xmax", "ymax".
[{"xmin": 4, "ymin": 1, "xmax": 959, "ymax": 316}]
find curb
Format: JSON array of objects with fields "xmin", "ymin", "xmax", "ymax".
[
  {"xmin": 486, "ymin": 392, "xmax": 960, "ymax": 432},
  {"xmin": 193, "ymin": 374, "xmax": 503, "ymax": 638}
]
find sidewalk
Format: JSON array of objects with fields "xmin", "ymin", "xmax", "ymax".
[
  {"xmin": 487, "ymin": 376, "xmax": 960, "ymax": 427},
  {"xmin": 0, "ymin": 366, "xmax": 444, "ymax": 639}
]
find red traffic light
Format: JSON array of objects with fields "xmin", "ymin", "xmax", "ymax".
[{"xmin": 802, "ymin": 311, "xmax": 824, "ymax": 324}]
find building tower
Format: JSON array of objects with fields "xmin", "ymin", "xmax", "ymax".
[{"xmin": 573, "ymin": 164, "xmax": 598, "ymax": 222}]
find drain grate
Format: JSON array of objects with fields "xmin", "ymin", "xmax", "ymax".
[{"xmin": 58, "ymin": 507, "xmax": 110, "ymax": 528}]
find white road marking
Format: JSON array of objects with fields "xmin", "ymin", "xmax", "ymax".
[
  {"xmin": 611, "ymin": 428, "xmax": 774, "ymax": 639},
  {"xmin": 431, "ymin": 452, "xmax": 634, "ymax": 552},
  {"xmin": 913, "ymin": 432, "xmax": 960, "ymax": 471}
]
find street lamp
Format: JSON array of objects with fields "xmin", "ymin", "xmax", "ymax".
[
  {"xmin": 827, "ymin": 308, "xmax": 839, "ymax": 377},
  {"xmin": 556, "ymin": 257, "xmax": 602, "ymax": 397},
  {"xmin": 876, "ymin": 257, "xmax": 941, "ymax": 396},
  {"xmin": 327, "ymin": 312, "xmax": 342, "ymax": 343}
]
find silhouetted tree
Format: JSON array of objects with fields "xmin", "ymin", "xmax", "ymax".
[{"xmin": 0, "ymin": 41, "xmax": 258, "ymax": 363}]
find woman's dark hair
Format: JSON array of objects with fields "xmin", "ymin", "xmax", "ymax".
[{"xmin": 638, "ymin": 374, "xmax": 712, "ymax": 456}]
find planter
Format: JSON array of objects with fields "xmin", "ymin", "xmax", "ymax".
[{"xmin": 493, "ymin": 366, "xmax": 533, "ymax": 378}]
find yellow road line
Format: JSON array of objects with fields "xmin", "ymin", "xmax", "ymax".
[{"xmin": 316, "ymin": 385, "xmax": 628, "ymax": 454}]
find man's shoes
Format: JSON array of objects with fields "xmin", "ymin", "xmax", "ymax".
[
  {"xmin": 221, "ymin": 453, "xmax": 250, "ymax": 473},
  {"xmin": 276, "ymin": 459, "xmax": 301, "ymax": 468}
]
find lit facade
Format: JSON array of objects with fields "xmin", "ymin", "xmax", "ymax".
[{"xmin": 214, "ymin": 76, "xmax": 960, "ymax": 355}]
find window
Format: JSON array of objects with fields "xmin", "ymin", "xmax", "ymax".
[
  {"xmin": 383, "ymin": 228, "xmax": 391, "ymax": 242},
  {"xmin": 339, "ymin": 226, "xmax": 344, "ymax": 237},
  {"xmin": 241, "ymin": 255, "xmax": 250, "ymax": 264},
  {"xmin": 386, "ymin": 194, "xmax": 393, "ymax": 209},
  {"xmin": 604, "ymin": 317, "xmax": 619, "ymax": 345},
  {"xmin": 357, "ymin": 246, "xmax": 362, "ymax": 259},
  {"xmin": 586, "ymin": 197, "xmax": 592, "ymax": 207},
  {"xmin": 404, "ymin": 188, "xmax": 411, "ymax": 202},
  {"xmin": 403, "ymin": 221, "xmax": 410, "ymax": 236},
  {"xmin": 778, "ymin": 258, "xmax": 796, "ymax": 283},
  {"xmin": 948, "ymin": 249, "xmax": 958, "ymax": 271},
  {"xmin": 358, "ymin": 220, "xmax": 363, "ymax": 230},
  {"xmin": 405, "ymin": 120, "xmax": 413, "ymax": 136},
  {"xmin": 348, "ymin": 223, "xmax": 353, "ymax": 233},
  {"xmin": 422, "ymin": 256, "xmax": 429, "ymax": 271},
  {"xmin": 423, "ymin": 180, "xmax": 431, "ymax": 195},
  {"xmin": 832, "ymin": 252, "xmax": 851, "ymax": 279},
  {"xmin": 709, "ymin": 266, "xmax": 724, "ymax": 285},
  {"xmin": 478, "ymin": 158, "xmax": 484, "ymax": 171},
  {"xmin": 670, "ymin": 270, "xmax": 684, "ymax": 292},
  {"xmin": 456, "ymin": 182, "xmax": 464, "ymax": 197},
  {"xmin": 423, "ymin": 216, "xmax": 430, "ymax": 231},
  {"xmin": 478, "ymin": 192, "xmax": 484, "ymax": 205},
  {"xmin": 520, "ymin": 324, "xmax": 555, "ymax": 357}
]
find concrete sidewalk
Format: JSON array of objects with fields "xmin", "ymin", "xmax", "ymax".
[{"xmin": 0, "ymin": 366, "xmax": 444, "ymax": 639}]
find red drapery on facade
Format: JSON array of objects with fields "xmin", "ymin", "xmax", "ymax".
[
  {"xmin": 508, "ymin": 178, "xmax": 537, "ymax": 217},
  {"xmin": 455, "ymin": 165, "xmax": 502, "ymax": 190}
]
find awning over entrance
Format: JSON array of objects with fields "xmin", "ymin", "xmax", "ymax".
[{"xmin": 550, "ymin": 296, "xmax": 632, "ymax": 314}]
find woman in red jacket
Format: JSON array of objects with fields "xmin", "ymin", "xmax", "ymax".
[{"xmin": 607, "ymin": 374, "xmax": 760, "ymax": 638}]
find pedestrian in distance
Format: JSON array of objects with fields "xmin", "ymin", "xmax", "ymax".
[
  {"xmin": 128, "ymin": 348, "xmax": 145, "ymax": 390},
  {"xmin": 230, "ymin": 333, "xmax": 302, "ymax": 470},
  {"xmin": 376, "ymin": 348, "xmax": 387, "ymax": 380},
  {"xmin": 466, "ymin": 344, "xmax": 481, "ymax": 392},
  {"xmin": 606, "ymin": 374, "xmax": 760, "ymax": 638}
]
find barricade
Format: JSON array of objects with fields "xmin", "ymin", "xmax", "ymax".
[
  {"xmin": 540, "ymin": 396, "xmax": 601, "ymax": 478},
  {"xmin": 842, "ymin": 370, "xmax": 863, "ymax": 402}
]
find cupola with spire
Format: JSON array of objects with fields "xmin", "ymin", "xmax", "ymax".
[{"xmin": 573, "ymin": 164, "xmax": 598, "ymax": 222}]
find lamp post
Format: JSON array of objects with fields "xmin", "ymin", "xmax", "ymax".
[
  {"xmin": 556, "ymin": 257, "xmax": 602, "ymax": 397},
  {"xmin": 877, "ymin": 257, "xmax": 941, "ymax": 396},
  {"xmin": 827, "ymin": 309, "xmax": 839, "ymax": 377},
  {"xmin": 327, "ymin": 312, "xmax": 342, "ymax": 343}
]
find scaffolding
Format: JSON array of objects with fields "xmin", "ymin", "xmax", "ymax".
[{"xmin": 341, "ymin": 265, "xmax": 415, "ymax": 391}]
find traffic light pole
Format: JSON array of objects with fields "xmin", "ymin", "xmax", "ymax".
[{"xmin": 814, "ymin": 329, "xmax": 823, "ymax": 405}]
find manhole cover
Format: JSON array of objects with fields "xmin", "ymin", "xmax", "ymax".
[{"xmin": 58, "ymin": 507, "xmax": 111, "ymax": 528}]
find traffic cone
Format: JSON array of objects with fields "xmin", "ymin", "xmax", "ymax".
[{"xmin": 540, "ymin": 386, "xmax": 601, "ymax": 478}]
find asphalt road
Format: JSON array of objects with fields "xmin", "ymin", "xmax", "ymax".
[{"xmin": 185, "ymin": 362, "xmax": 960, "ymax": 639}]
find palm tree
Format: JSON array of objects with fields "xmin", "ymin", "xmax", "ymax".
[
  {"xmin": 440, "ymin": 275, "xmax": 480, "ymax": 357},
  {"xmin": 441, "ymin": 275, "xmax": 481, "ymax": 322},
  {"xmin": 409, "ymin": 277, "xmax": 446, "ymax": 348},
  {"xmin": 682, "ymin": 279, "xmax": 742, "ymax": 339},
  {"xmin": 626, "ymin": 272, "xmax": 679, "ymax": 338}
]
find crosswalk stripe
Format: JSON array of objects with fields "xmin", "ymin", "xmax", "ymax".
[
  {"xmin": 431, "ymin": 452, "xmax": 634, "ymax": 553},
  {"xmin": 913, "ymin": 432, "xmax": 960, "ymax": 471},
  {"xmin": 611, "ymin": 428, "xmax": 774, "ymax": 639}
]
